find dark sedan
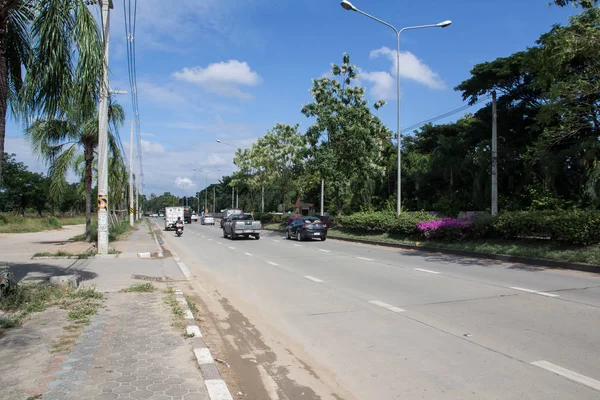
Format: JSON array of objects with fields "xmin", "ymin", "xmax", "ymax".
[{"xmin": 286, "ymin": 218, "xmax": 327, "ymax": 241}]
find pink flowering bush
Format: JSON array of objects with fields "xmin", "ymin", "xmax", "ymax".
[{"xmin": 417, "ymin": 217, "xmax": 481, "ymax": 241}]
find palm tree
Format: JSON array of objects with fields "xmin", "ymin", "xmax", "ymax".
[
  {"xmin": 26, "ymin": 102, "xmax": 125, "ymax": 241},
  {"xmin": 0, "ymin": 0, "xmax": 102, "ymax": 182}
]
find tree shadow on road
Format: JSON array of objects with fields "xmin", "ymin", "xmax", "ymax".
[{"xmin": 393, "ymin": 249, "xmax": 550, "ymax": 272}]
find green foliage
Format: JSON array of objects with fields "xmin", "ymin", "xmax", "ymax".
[
  {"xmin": 491, "ymin": 210, "xmax": 600, "ymax": 245},
  {"xmin": 119, "ymin": 283, "xmax": 157, "ymax": 293},
  {"xmin": 336, "ymin": 211, "xmax": 435, "ymax": 235}
]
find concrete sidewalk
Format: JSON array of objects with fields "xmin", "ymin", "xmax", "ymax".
[{"xmin": 0, "ymin": 219, "xmax": 221, "ymax": 400}]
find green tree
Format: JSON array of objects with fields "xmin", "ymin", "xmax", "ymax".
[
  {"xmin": 26, "ymin": 102, "xmax": 125, "ymax": 241},
  {"xmin": 301, "ymin": 53, "xmax": 392, "ymax": 213},
  {"xmin": 0, "ymin": 152, "xmax": 49, "ymax": 215}
]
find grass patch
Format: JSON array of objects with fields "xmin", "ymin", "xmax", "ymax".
[
  {"xmin": 186, "ymin": 297, "xmax": 198, "ymax": 315},
  {"xmin": 120, "ymin": 283, "xmax": 157, "ymax": 293},
  {"xmin": 164, "ymin": 289, "xmax": 185, "ymax": 331},
  {"xmin": 324, "ymin": 229, "xmax": 600, "ymax": 265},
  {"xmin": 32, "ymin": 250, "xmax": 92, "ymax": 259},
  {"xmin": 0, "ymin": 214, "xmax": 87, "ymax": 233},
  {"xmin": 71, "ymin": 220, "xmax": 133, "ymax": 243},
  {"xmin": 0, "ymin": 284, "xmax": 103, "ymax": 330}
]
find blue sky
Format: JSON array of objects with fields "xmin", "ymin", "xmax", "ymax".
[{"xmin": 5, "ymin": 0, "xmax": 577, "ymax": 197}]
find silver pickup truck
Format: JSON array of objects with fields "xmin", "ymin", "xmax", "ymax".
[{"xmin": 222, "ymin": 213, "xmax": 261, "ymax": 240}]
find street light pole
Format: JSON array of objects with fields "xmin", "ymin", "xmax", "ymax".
[
  {"xmin": 97, "ymin": 0, "xmax": 113, "ymax": 254},
  {"xmin": 340, "ymin": 0, "xmax": 451, "ymax": 215}
]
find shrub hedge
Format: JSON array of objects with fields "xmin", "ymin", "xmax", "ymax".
[{"xmin": 335, "ymin": 210, "xmax": 600, "ymax": 245}]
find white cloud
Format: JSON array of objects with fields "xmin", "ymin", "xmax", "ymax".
[
  {"xmin": 356, "ymin": 68, "xmax": 395, "ymax": 100},
  {"xmin": 137, "ymin": 81, "xmax": 188, "ymax": 106},
  {"xmin": 141, "ymin": 139, "xmax": 165, "ymax": 154},
  {"xmin": 174, "ymin": 177, "xmax": 196, "ymax": 190},
  {"xmin": 370, "ymin": 47, "xmax": 446, "ymax": 89},
  {"xmin": 173, "ymin": 60, "xmax": 261, "ymax": 100}
]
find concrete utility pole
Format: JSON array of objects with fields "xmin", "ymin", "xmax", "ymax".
[
  {"xmin": 97, "ymin": 0, "xmax": 113, "ymax": 255},
  {"xmin": 231, "ymin": 187, "xmax": 234, "ymax": 208},
  {"xmin": 129, "ymin": 120, "xmax": 134, "ymax": 227},
  {"xmin": 136, "ymin": 154, "xmax": 140, "ymax": 220},
  {"xmin": 320, "ymin": 178, "xmax": 325, "ymax": 216},
  {"xmin": 261, "ymin": 186, "xmax": 265, "ymax": 213},
  {"xmin": 491, "ymin": 90, "xmax": 498, "ymax": 216},
  {"xmin": 213, "ymin": 187, "xmax": 216, "ymax": 213}
]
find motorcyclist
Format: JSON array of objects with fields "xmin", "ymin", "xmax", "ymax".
[{"xmin": 175, "ymin": 216, "xmax": 184, "ymax": 230}]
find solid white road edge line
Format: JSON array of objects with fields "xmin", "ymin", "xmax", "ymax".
[
  {"xmin": 267, "ymin": 261, "xmax": 279, "ymax": 266},
  {"xmin": 304, "ymin": 275, "xmax": 323, "ymax": 283},
  {"xmin": 319, "ymin": 249, "xmax": 330, "ymax": 253},
  {"xmin": 532, "ymin": 361, "xmax": 600, "ymax": 392},
  {"xmin": 356, "ymin": 256, "xmax": 373, "ymax": 261},
  {"xmin": 293, "ymin": 244, "xmax": 302, "ymax": 247},
  {"xmin": 228, "ymin": 247, "xmax": 235, "ymax": 250},
  {"xmin": 244, "ymin": 253, "xmax": 252, "ymax": 256},
  {"xmin": 510, "ymin": 286, "xmax": 559, "ymax": 298},
  {"xmin": 414, "ymin": 268, "xmax": 440, "ymax": 275},
  {"xmin": 369, "ymin": 300, "xmax": 405, "ymax": 313}
]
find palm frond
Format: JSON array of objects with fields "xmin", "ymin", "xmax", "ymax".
[
  {"xmin": 5, "ymin": 5, "xmax": 33, "ymax": 119},
  {"xmin": 70, "ymin": 0, "xmax": 102, "ymax": 120},
  {"xmin": 25, "ymin": 118, "xmax": 78, "ymax": 160},
  {"xmin": 48, "ymin": 143, "xmax": 78, "ymax": 202},
  {"xmin": 24, "ymin": 0, "xmax": 74, "ymax": 118}
]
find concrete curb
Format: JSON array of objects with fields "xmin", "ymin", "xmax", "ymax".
[
  {"xmin": 175, "ymin": 288, "xmax": 234, "ymax": 400},
  {"xmin": 265, "ymin": 228, "xmax": 600, "ymax": 274},
  {"xmin": 140, "ymin": 217, "xmax": 163, "ymax": 258}
]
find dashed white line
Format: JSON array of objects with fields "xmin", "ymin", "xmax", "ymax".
[
  {"xmin": 414, "ymin": 268, "xmax": 440, "ymax": 275},
  {"xmin": 228, "ymin": 247, "xmax": 236, "ymax": 250},
  {"xmin": 293, "ymin": 244, "xmax": 302, "ymax": 247},
  {"xmin": 217, "ymin": 242, "xmax": 223, "ymax": 245},
  {"xmin": 319, "ymin": 249, "xmax": 330, "ymax": 253},
  {"xmin": 208, "ymin": 239, "xmax": 213, "ymax": 241},
  {"xmin": 369, "ymin": 300, "xmax": 405, "ymax": 313},
  {"xmin": 356, "ymin": 256, "xmax": 373, "ymax": 261},
  {"xmin": 244, "ymin": 253, "xmax": 252, "ymax": 256},
  {"xmin": 532, "ymin": 361, "xmax": 600, "ymax": 391},
  {"xmin": 273, "ymin": 240, "xmax": 281, "ymax": 243},
  {"xmin": 266, "ymin": 261, "xmax": 279, "ymax": 266},
  {"xmin": 304, "ymin": 276, "xmax": 323, "ymax": 283},
  {"xmin": 510, "ymin": 287, "xmax": 559, "ymax": 298}
]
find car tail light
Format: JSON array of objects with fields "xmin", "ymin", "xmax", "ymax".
[
  {"xmin": 259, "ymin": 221, "xmax": 262, "ymax": 229},
  {"xmin": 233, "ymin": 222, "xmax": 237, "ymax": 230}
]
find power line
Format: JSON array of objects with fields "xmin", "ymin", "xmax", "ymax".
[{"xmin": 401, "ymin": 95, "xmax": 491, "ymax": 134}]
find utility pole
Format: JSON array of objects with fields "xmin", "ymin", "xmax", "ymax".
[
  {"xmin": 261, "ymin": 186, "xmax": 264, "ymax": 213},
  {"xmin": 213, "ymin": 187, "xmax": 216, "ymax": 213},
  {"xmin": 205, "ymin": 173, "xmax": 208, "ymax": 214},
  {"xmin": 236, "ymin": 190, "xmax": 239, "ymax": 209},
  {"xmin": 491, "ymin": 90, "xmax": 498, "ymax": 216},
  {"xmin": 97, "ymin": 0, "xmax": 113, "ymax": 255},
  {"xmin": 320, "ymin": 178, "xmax": 325, "ymax": 216},
  {"xmin": 231, "ymin": 187, "xmax": 234, "ymax": 208},
  {"xmin": 136, "ymin": 154, "xmax": 140, "ymax": 220},
  {"xmin": 129, "ymin": 120, "xmax": 134, "ymax": 227}
]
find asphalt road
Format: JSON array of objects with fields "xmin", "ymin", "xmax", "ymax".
[{"xmin": 158, "ymin": 219, "xmax": 600, "ymax": 399}]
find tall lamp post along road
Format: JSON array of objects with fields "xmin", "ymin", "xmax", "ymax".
[
  {"xmin": 340, "ymin": 0, "xmax": 451, "ymax": 215},
  {"xmin": 217, "ymin": 139, "xmax": 265, "ymax": 212},
  {"xmin": 193, "ymin": 168, "xmax": 220, "ymax": 214}
]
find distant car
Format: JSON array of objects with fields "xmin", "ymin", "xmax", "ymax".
[
  {"xmin": 151, "ymin": 213, "xmax": 158, "ymax": 217},
  {"xmin": 191, "ymin": 213, "xmax": 198, "ymax": 222},
  {"xmin": 201, "ymin": 215, "xmax": 215, "ymax": 225},
  {"xmin": 286, "ymin": 217, "xmax": 327, "ymax": 241},
  {"xmin": 158, "ymin": 213, "xmax": 164, "ymax": 217}
]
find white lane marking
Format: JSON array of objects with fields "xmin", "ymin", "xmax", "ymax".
[
  {"xmin": 304, "ymin": 276, "xmax": 323, "ymax": 283},
  {"xmin": 414, "ymin": 268, "xmax": 440, "ymax": 275},
  {"xmin": 369, "ymin": 300, "xmax": 405, "ymax": 313},
  {"xmin": 293, "ymin": 244, "xmax": 302, "ymax": 247},
  {"xmin": 217, "ymin": 242, "xmax": 223, "ymax": 245},
  {"xmin": 510, "ymin": 287, "xmax": 559, "ymax": 298},
  {"xmin": 356, "ymin": 256, "xmax": 373, "ymax": 261},
  {"xmin": 319, "ymin": 249, "xmax": 330, "ymax": 253},
  {"xmin": 208, "ymin": 239, "xmax": 213, "ymax": 241},
  {"xmin": 267, "ymin": 261, "xmax": 279, "ymax": 266},
  {"xmin": 202, "ymin": 235, "xmax": 206, "ymax": 238},
  {"xmin": 228, "ymin": 246, "xmax": 236, "ymax": 250},
  {"xmin": 244, "ymin": 252, "xmax": 252, "ymax": 256},
  {"xmin": 532, "ymin": 361, "xmax": 600, "ymax": 391},
  {"xmin": 274, "ymin": 240, "xmax": 281, "ymax": 243}
]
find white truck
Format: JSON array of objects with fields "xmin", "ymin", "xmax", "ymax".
[{"xmin": 164, "ymin": 206, "xmax": 184, "ymax": 230}]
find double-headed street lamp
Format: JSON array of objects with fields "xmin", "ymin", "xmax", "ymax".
[
  {"xmin": 340, "ymin": 0, "xmax": 451, "ymax": 215},
  {"xmin": 193, "ymin": 168, "xmax": 220, "ymax": 215},
  {"xmin": 217, "ymin": 139, "xmax": 265, "ymax": 212}
]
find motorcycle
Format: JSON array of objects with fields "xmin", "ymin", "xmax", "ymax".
[{"xmin": 176, "ymin": 226, "xmax": 183, "ymax": 237}]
